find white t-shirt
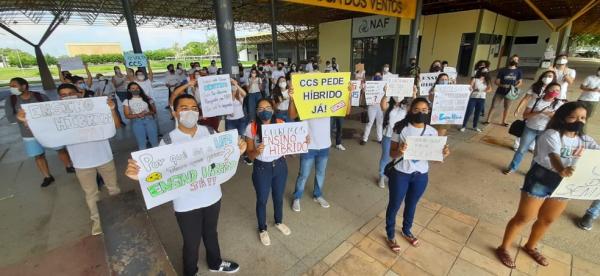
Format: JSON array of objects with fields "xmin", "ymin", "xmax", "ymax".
[
  {"xmin": 384, "ymin": 106, "xmax": 407, "ymax": 137},
  {"xmin": 67, "ymin": 140, "xmax": 113, "ymax": 169},
  {"xmin": 554, "ymin": 67, "xmax": 576, "ymax": 100},
  {"xmin": 165, "ymin": 72, "xmax": 180, "ymax": 87},
  {"xmin": 534, "ymin": 129, "xmax": 599, "ymax": 172},
  {"xmin": 391, "ymin": 124, "xmax": 438, "ymax": 173},
  {"xmin": 470, "ymin": 78, "xmax": 488, "ymax": 99},
  {"xmin": 248, "ymin": 78, "xmax": 261, "ymax": 93},
  {"xmin": 277, "ymin": 90, "xmax": 290, "ymax": 111},
  {"xmin": 578, "ymin": 75, "xmax": 600, "ymax": 102},
  {"xmin": 135, "ymin": 79, "xmax": 156, "ymax": 99},
  {"xmin": 92, "ymin": 79, "xmax": 115, "ymax": 97},
  {"xmin": 159, "ymin": 126, "xmax": 222, "ymax": 212},
  {"xmin": 227, "ymin": 97, "xmax": 245, "ymax": 120},
  {"xmin": 305, "ymin": 63, "xmax": 314, "ymax": 72},
  {"xmin": 525, "ymin": 98, "xmax": 563, "ymax": 131},
  {"xmin": 272, "ymin": 70, "xmax": 286, "ymax": 83},
  {"xmin": 306, "ymin": 117, "xmax": 331, "ymax": 150},
  {"xmin": 176, "ymin": 69, "xmax": 187, "ymax": 83},
  {"xmin": 244, "ymin": 122, "xmax": 283, "ymax": 162},
  {"xmin": 123, "ymin": 97, "xmax": 153, "ymax": 115},
  {"xmin": 208, "ymin": 66, "xmax": 218, "ymax": 75},
  {"xmin": 112, "ymin": 74, "xmax": 128, "ymax": 91}
]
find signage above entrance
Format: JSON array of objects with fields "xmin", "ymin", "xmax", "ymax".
[
  {"xmin": 283, "ymin": 0, "xmax": 416, "ymax": 19},
  {"xmin": 352, "ymin": 15, "xmax": 397, "ymax": 38}
]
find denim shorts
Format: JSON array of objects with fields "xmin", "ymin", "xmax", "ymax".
[
  {"xmin": 521, "ymin": 163, "xmax": 562, "ymax": 199},
  {"xmin": 23, "ymin": 137, "xmax": 65, "ymax": 158}
]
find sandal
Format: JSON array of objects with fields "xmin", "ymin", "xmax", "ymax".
[
  {"xmin": 522, "ymin": 246, "xmax": 549, "ymax": 266},
  {"xmin": 386, "ymin": 239, "xmax": 402, "ymax": 253},
  {"xmin": 502, "ymin": 123, "xmax": 510, "ymax": 127},
  {"xmin": 495, "ymin": 247, "xmax": 516, "ymax": 268},
  {"xmin": 401, "ymin": 232, "xmax": 420, "ymax": 247},
  {"xmin": 482, "ymin": 121, "xmax": 490, "ymax": 125}
]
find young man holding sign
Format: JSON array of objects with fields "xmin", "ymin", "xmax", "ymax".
[
  {"xmin": 288, "ymin": 73, "xmax": 352, "ymax": 212},
  {"xmin": 126, "ymin": 94, "xmax": 246, "ymax": 275}
]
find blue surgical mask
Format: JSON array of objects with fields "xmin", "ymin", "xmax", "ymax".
[
  {"xmin": 374, "ymin": 76, "xmax": 382, "ymax": 81},
  {"xmin": 258, "ymin": 110, "xmax": 273, "ymax": 121},
  {"xmin": 78, "ymin": 83, "xmax": 87, "ymax": 89},
  {"xmin": 439, "ymin": 80, "xmax": 449, "ymax": 85}
]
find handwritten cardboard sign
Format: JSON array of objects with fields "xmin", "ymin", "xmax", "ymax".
[
  {"xmin": 430, "ymin": 85, "xmax": 471, "ymax": 125},
  {"xmin": 350, "ymin": 80, "xmax": 361, "ymax": 106},
  {"xmin": 124, "ymin": 53, "xmax": 148, "ymax": 68},
  {"xmin": 403, "ymin": 136, "xmax": 448, "ymax": 161},
  {"xmin": 444, "ymin": 67, "xmax": 458, "ymax": 82},
  {"xmin": 385, "ymin": 77, "xmax": 414, "ymax": 98},
  {"xmin": 22, "ymin": 96, "xmax": 116, "ymax": 148},
  {"xmin": 58, "ymin": 57, "xmax": 85, "ymax": 71},
  {"xmin": 261, "ymin": 122, "xmax": 309, "ymax": 157},
  {"xmin": 419, "ymin": 72, "xmax": 441, "ymax": 96},
  {"xmin": 198, "ymin": 74, "xmax": 234, "ymax": 117},
  {"xmin": 291, "ymin": 72, "xmax": 351, "ymax": 120},
  {"xmin": 551, "ymin": 150, "xmax": 600, "ymax": 200},
  {"xmin": 132, "ymin": 130, "xmax": 240, "ymax": 209},
  {"xmin": 364, "ymin": 81, "xmax": 386, "ymax": 105}
]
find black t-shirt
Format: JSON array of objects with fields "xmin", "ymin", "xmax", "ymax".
[{"xmin": 495, "ymin": 67, "xmax": 522, "ymax": 95}]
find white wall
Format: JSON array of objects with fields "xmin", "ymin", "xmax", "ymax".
[{"xmin": 510, "ymin": 19, "xmax": 563, "ymax": 66}]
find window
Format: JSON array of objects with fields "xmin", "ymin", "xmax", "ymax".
[{"xmin": 514, "ymin": 36, "xmax": 538, "ymax": 44}]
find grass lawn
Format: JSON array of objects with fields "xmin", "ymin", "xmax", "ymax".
[{"xmin": 1, "ymin": 60, "xmax": 256, "ymax": 86}]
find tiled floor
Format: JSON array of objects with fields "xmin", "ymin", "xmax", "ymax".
[{"xmin": 304, "ymin": 198, "xmax": 600, "ymax": 276}]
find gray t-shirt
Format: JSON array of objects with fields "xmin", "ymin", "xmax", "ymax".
[{"xmin": 4, "ymin": 92, "xmax": 50, "ymax": 138}]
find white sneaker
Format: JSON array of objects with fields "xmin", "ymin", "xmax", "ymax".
[
  {"xmin": 292, "ymin": 199, "xmax": 301, "ymax": 212},
  {"xmin": 459, "ymin": 128, "xmax": 466, "ymax": 132},
  {"xmin": 475, "ymin": 128, "xmax": 482, "ymax": 132},
  {"xmin": 275, "ymin": 223, "xmax": 291, "ymax": 235},
  {"xmin": 378, "ymin": 176, "xmax": 385, "ymax": 188},
  {"xmin": 92, "ymin": 220, "xmax": 102, "ymax": 236},
  {"xmin": 335, "ymin": 144, "xmax": 346, "ymax": 151},
  {"xmin": 313, "ymin": 197, "xmax": 330, "ymax": 208},
  {"xmin": 259, "ymin": 230, "xmax": 271, "ymax": 246}
]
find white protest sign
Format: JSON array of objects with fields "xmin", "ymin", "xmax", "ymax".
[
  {"xmin": 124, "ymin": 53, "xmax": 148, "ymax": 68},
  {"xmin": 382, "ymin": 74, "xmax": 399, "ymax": 80},
  {"xmin": 132, "ymin": 130, "xmax": 240, "ymax": 209},
  {"xmin": 551, "ymin": 150, "xmax": 600, "ymax": 200},
  {"xmin": 430, "ymin": 85, "xmax": 471, "ymax": 125},
  {"xmin": 385, "ymin": 77, "xmax": 414, "ymax": 98},
  {"xmin": 262, "ymin": 122, "xmax": 309, "ymax": 157},
  {"xmin": 351, "ymin": 80, "xmax": 361, "ymax": 106},
  {"xmin": 403, "ymin": 136, "xmax": 448, "ymax": 161},
  {"xmin": 22, "ymin": 96, "xmax": 116, "ymax": 148},
  {"xmin": 58, "ymin": 57, "xmax": 85, "ymax": 71},
  {"xmin": 419, "ymin": 72, "xmax": 441, "ymax": 96},
  {"xmin": 365, "ymin": 81, "xmax": 385, "ymax": 105},
  {"xmin": 231, "ymin": 66, "xmax": 240, "ymax": 75},
  {"xmin": 198, "ymin": 74, "xmax": 234, "ymax": 117},
  {"xmin": 444, "ymin": 67, "xmax": 458, "ymax": 82}
]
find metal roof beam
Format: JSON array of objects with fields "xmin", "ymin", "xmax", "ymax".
[{"xmin": 524, "ymin": 0, "xmax": 556, "ymax": 30}]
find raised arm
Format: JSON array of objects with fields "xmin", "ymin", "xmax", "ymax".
[
  {"xmin": 170, "ymin": 79, "xmax": 196, "ymax": 107},
  {"xmin": 288, "ymin": 86, "xmax": 299, "ymax": 120},
  {"xmin": 147, "ymin": 61, "xmax": 154, "ymax": 81},
  {"xmin": 84, "ymin": 63, "xmax": 93, "ymax": 87},
  {"xmin": 57, "ymin": 64, "xmax": 66, "ymax": 83}
]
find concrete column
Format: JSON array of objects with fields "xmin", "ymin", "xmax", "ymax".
[
  {"xmin": 270, "ymin": 0, "xmax": 278, "ymax": 61},
  {"xmin": 555, "ymin": 22, "xmax": 572, "ymax": 56},
  {"xmin": 391, "ymin": 18, "xmax": 401, "ymax": 74},
  {"xmin": 468, "ymin": 9, "xmax": 485, "ymax": 75},
  {"xmin": 406, "ymin": 0, "xmax": 423, "ymax": 66},
  {"xmin": 214, "ymin": 0, "xmax": 238, "ymax": 74},
  {"xmin": 34, "ymin": 46, "xmax": 55, "ymax": 90},
  {"xmin": 121, "ymin": 0, "xmax": 142, "ymax": 54}
]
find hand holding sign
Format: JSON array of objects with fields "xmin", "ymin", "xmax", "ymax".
[
  {"xmin": 261, "ymin": 122, "xmax": 309, "ymax": 157},
  {"xmin": 430, "ymin": 85, "xmax": 471, "ymax": 125},
  {"xmin": 403, "ymin": 136, "xmax": 448, "ymax": 161},
  {"xmin": 124, "ymin": 53, "xmax": 148, "ymax": 68},
  {"xmin": 551, "ymin": 150, "xmax": 600, "ymax": 200},
  {"xmin": 58, "ymin": 57, "xmax": 85, "ymax": 71},
  {"xmin": 290, "ymin": 72, "xmax": 351, "ymax": 120}
]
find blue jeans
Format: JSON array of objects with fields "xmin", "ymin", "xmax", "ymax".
[
  {"xmin": 462, "ymin": 98, "xmax": 485, "ymax": 128},
  {"xmin": 294, "ymin": 148, "xmax": 329, "ymax": 199},
  {"xmin": 586, "ymin": 200, "xmax": 600, "ymax": 219},
  {"xmin": 131, "ymin": 117, "xmax": 159, "ymax": 150},
  {"xmin": 331, "ymin": 117, "xmax": 343, "ymax": 146},
  {"xmin": 225, "ymin": 118, "xmax": 247, "ymax": 136},
  {"xmin": 247, "ymin": 92, "xmax": 263, "ymax": 121},
  {"xmin": 275, "ymin": 110, "xmax": 289, "ymax": 122},
  {"xmin": 385, "ymin": 170, "xmax": 428, "ymax": 240},
  {"xmin": 252, "ymin": 158, "xmax": 288, "ymax": 231},
  {"xmin": 508, "ymin": 126, "xmax": 543, "ymax": 171},
  {"xmin": 378, "ymin": 136, "xmax": 392, "ymax": 177}
]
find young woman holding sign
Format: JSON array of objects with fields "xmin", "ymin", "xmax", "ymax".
[
  {"xmin": 123, "ymin": 82, "xmax": 159, "ymax": 150},
  {"xmin": 126, "ymin": 94, "xmax": 245, "ymax": 275},
  {"xmin": 495, "ymin": 102, "xmax": 599, "ymax": 268},
  {"xmin": 385, "ymin": 98, "xmax": 450, "ymax": 252},
  {"xmin": 245, "ymin": 99, "xmax": 302, "ymax": 246}
]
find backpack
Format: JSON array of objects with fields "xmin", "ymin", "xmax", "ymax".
[
  {"xmin": 162, "ymin": 126, "xmax": 216, "ymax": 145},
  {"xmin": 10, "ymin": 92, "xmax": 44, "ymax": 114}
]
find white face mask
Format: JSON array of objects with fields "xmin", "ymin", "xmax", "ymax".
[
  {"xmin": 62, "ymin": 95, "xmax": 79, "ymax": 100},
  {"xmin": 179, "ymin": 110, "xmax": 199, "ymax": 128},
  {"xmin": 383, "ymin": 67, "xmax": 389, "ymax": 72},
  {"xmin": 136, "ymin": 75, "xmax": 145, "ymax": 81},
  {"xmin": 278, "ymin": 82, "xmax": 287, "ymax": 89},
  {"xmin": 542, "ymin": 77, "xmax": 553, "ymax": 85},
  {"xmin": 557, "ymin": 59, "xmax": 567, "ymax": 65},
  {"xmin": 10, "ymin": 87, "xmax": 22, "ymax": 95}
]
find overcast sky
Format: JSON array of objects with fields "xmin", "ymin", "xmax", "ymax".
[{"xmin": 0, "ymin": 24, "xmax": 253, "ymax": 56}]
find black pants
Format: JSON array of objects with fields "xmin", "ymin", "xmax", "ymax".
[{"xmin": 175, "ymin": 200, "xmax": 222, "ymax": 276}]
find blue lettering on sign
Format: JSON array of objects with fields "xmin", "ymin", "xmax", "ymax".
[
  {"xmin": 213, "ymin": 134, "xmax": 233, "ymax": 148},
  {"xmin": 439, "ymin": 113, "xmax": 463, "ymax": 121},
  {"xmin": 204, "ymin": 83, "xmax": 228, "ymax": 90}
]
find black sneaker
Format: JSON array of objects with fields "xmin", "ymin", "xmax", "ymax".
[
  {"xmin": 359, "ymin": 140, "xmax": 366, "ymax": 145},
  {"xmin": 243, "ymin": 156, "xmax": 253, "ymax": 166},
  {"xmin": 41, "ymin": 175, "xmax": 55, "ymax": 187},
  {"xmin": 66, "ymin": 166, "xmax": 75, "ymax": 174},
  {"xmin": 578, "ymin": 214, "xmax": 594, "ymax": 231},
  {"xmin": 209, "ymin": 261, "xmax": 239, "ymax": 273}
]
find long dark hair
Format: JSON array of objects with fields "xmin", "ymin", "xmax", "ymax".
[
  {"xmin": 254, "ymin": 98, "xmax": 276, "ymax": 143},
  {"xmin": 530, "ymin": 70, "xmax": 557, "ymax": 96},
  {"xmin": 383, "ymin": 97, "xmax": 410, "ymax": 129},
  {"xmin": 546, "ymin": 101, "xmax": 588, "ymax": 137},
  {"xmin": 271, "ymin": 76, "xmax": 288, "ymax": 104},
  {"xmin": 473, "ymin": 68, "xmax": 491, "ymax": 87},
  {"xmin": 431, "ymin": 73, "xmax": 449, "ymax": 91},
  {"xmin": 429, "ymin": 60, "xmax": 442, "ymax": 72},
  {"xmin": 393, "ymin": 97, "xmax": 430, "ymax": 133},
  {"xmin": 541, "ymin": 82, "xmax": 563, "ymax": 109},
  {"xmin": 126, "ymin": 82, "xmax": 152, "ymax": 108},
  {"xmin": 473, "ymin": 60, "xmax": 490, "ymax": 71}
]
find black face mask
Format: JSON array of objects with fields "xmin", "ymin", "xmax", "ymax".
[
  {"xmin": 408, "ymin": 112, "xmax": 429, "ymax": 124},
  {"xmin": 509, "ymin": 61, "xmax": 518, "ymax": 67},
  {"xmin": 258, "ymin": 66, "xmax": 264, "ymax": 71},
  {"xmin": 169, "ymin": 69, "xmax": 175, "ymax": 73},
  {"xmin": 277, "ymin": 66, "xmax": 283, "ymax": 70},
  {"xmin": 565, "ymin": 121, "xmax": 585, "ymax": 132}
]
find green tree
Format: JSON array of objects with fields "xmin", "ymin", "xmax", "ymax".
[
  {"xmin": 0, "ymin": 48, "xmax": 37, "ymax": 67},
  {"xmin": 205, "ymin": 35, "xmax": 219, "ymax": 55},
  {"xmin": 570, "ymin": 34, "xmax": 600, "ymax": 47},
  {"xmin": 144, "ymin": 48, "xmax": 176, "ymax": 60},
  {"xmin": 183, "ymin": 42, "xmax": 207, "ymax": 56}
]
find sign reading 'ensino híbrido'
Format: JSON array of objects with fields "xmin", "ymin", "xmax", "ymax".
[{"xmin": 291, "ymin": 72, "xmax": 351, "ymax": 120}]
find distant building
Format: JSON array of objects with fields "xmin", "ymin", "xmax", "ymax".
[{"xmin": 66, "ymin": 43, "xmax": 122, "ymax": 56}]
